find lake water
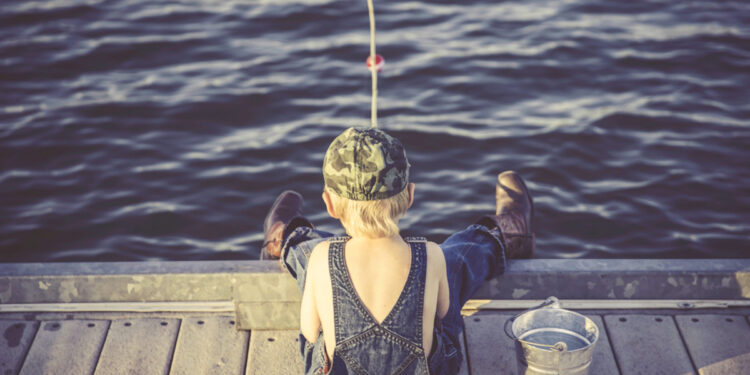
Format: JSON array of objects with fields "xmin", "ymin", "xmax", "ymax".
[{"xmin": 1, "ymin": 0, "xmax": 749, "ymax": 261}]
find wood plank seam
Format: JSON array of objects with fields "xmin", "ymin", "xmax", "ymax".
[
  {"xmin": 601, "ymin": 315, "xmax": 623, "ymax": 375},
  {"xmin": 463, "ymin": 324, "xmax": 474, "ymax": 375},
  {"xmin": 244, "ymin": 329, "xmax": 253, "ymax": 375},
  {"xmin": 460, "ymin": 328, "xmax": 470, "ymax": 375},
  {"xmin": 238, "ymin": 319, "xmax": 252, "ymax": 375},
  {"xmin": 92, "ymin": 320, "xmax": 112, "ymax": 373},
  {"xmin": 18, "ymin": 322, "xmax": 40, "ymax": 374},
  {"xmin": 169, "ymin": 317, "xmax": 187, "ymax": 374},
  {"xmin": 164, "ymin": 319, "xmax": 183, "ymax": 375},
  {"xmin": 585, "ymin": 315, "xmax": 619, "ymax": 375},
  {"xmin": 672, "ymin": 315, "xmax": 699, "ymax": 374}
]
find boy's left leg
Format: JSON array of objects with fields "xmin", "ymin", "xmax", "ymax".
[{"xmin": 432, "ymin": 171, "xmax": 535, "ymax": 374}]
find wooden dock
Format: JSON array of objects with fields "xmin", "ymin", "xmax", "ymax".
[
  {"xmin": 2, "ymin": 259, "xmax": 749, "ymax": 374},
  {"xmin": 3, "ymin": 308, "xmax": 750, "ymax": 374}
]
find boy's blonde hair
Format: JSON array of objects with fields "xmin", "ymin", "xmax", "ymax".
[{"xmin": 326, "ymin": 186, "xmax": 410, "ymax": 238}]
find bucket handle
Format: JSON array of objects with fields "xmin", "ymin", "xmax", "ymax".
[{"xmin": 503, "ymin": 296, "xmax": 560, "ymax": 341}]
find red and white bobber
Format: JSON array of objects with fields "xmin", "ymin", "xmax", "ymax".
[{"xmin": 366, "ymin": 54, "xmax": 385, "ymax": 72}]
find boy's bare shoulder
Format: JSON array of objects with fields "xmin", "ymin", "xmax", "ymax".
[
  {"xmin": 424, "ymin": 240, "xmax": 441, "ymax": 251},
  {"xmin": 308, "ymin": 241, "xmax": 331, "ymax": 272},
  {"xmin": 424, "ymin": 241, "xmax": 446, "ymax": 266}
]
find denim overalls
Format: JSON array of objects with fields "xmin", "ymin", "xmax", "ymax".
[
  {"xmin": 281, "ymin": 222, "xmax": 506, "ymax": 375},
  {"xmin": 317, "ymin": 237, "xmax": 430, "ymax": 374}
]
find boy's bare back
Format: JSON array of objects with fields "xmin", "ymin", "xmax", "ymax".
[{"xmin": 301, "ymin": 236, "xmax": 449, "ymax": 361}]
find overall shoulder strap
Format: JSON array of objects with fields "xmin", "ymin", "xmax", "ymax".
[
  {"xmin": 377, "ymin": 239, "xmax": 426, "ymax": 346},
  {"xmin": 328, "ymin": 237, "xmax": 374, "ymax": 343}
]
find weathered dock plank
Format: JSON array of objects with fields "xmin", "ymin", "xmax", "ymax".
[
  {"xmin": 170, "ymin": 316, "xmax": 249, "ymax": 375},
  {"xmin": 94, "ymin": 318, "xmax": 180, "ymax": 375},
  {"xmin": 247, "ymin": 330, "xmax": 303, "ymax": 375},
  {"xmin": 0, "ymin": 320, "xmax": 38, "ymax": 375},
  {"xmin": 587, "ymin": 315, "xmax": 619, "ymax": 375},
  {"xmin": 19, "ymin": 320, "xmax": 109, "ymax": 375},
  {"xmin": 605, "ymin": 314, "xmax": 695, "ymax": 375},
  {"xmin": 675, "ymin": 314, "xmax": 750, "ymax": 375},
  {"xmin": 463, "ymin": 314, "xmax": 517, "ymax": 374}
]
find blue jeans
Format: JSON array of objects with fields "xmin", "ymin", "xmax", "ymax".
[{"xmin": 280, "ymin": 223, "xmax": 506, "ymax": 374}]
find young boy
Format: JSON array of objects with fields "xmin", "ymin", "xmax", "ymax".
[{"xmin": 261, "ymin": 127, "xmax": 534, "ymax": 374}]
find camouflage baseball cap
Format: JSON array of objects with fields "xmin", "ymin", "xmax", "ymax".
[{"xmin": 323, "ymin": 127, "xmax": 410, "ymax": 201}]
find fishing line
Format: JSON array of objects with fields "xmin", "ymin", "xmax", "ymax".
[{"xmin": 366, "ymin": 0, "xmax": 379, "ymax": 128}]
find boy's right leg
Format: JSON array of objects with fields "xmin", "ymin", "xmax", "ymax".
[
  {"xmin": 434, "ymin": 171, "xmax": 534, "ymax": 372},
  {"xmin": 262, "ymin": 191, "xmax": 337, "ymax": 373},
  {"xmin": 261, "ymin": 190, "xmax": 336, "ymax": 293},
  {"xmin": 279, "ymin": 219, "xmax": 335, "ymax": 294}
]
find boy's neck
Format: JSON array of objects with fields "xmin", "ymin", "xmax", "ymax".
[{"xmin": 348, "ymin": 234, "xmax": 406, "ymax": 246}]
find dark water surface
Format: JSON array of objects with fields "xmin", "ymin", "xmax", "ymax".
[{"xmin": 1, "ymin": 0, "xmax": 749, "ymax": 261}]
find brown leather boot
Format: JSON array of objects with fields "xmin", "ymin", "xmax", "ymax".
[
  {"xmin": 493, "ymin": 171, "xmax": 535, "ymax": 258},
  {"xmin": 261, "ymin": 190, "xmax": 304, "ymax": 260}
]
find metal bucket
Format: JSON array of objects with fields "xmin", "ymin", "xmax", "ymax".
[{"xmin": 504, "ymin": 297, "xmax": 599, "ymax": 375}]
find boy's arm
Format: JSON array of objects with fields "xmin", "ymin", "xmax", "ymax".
[
  {"xmin": 300, "ymin": 243, "xmax": 325, "ymax": 342},
  {"xmin": 429, "ymin": 242, "xmax": 450, "ymax": 319}
]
